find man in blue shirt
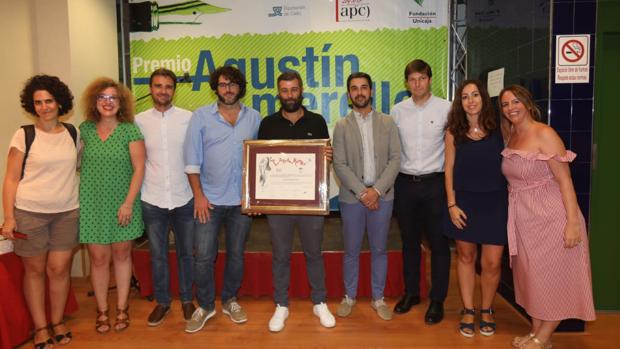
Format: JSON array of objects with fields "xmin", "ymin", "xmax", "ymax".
[{"xmin": 183, "ymin": 66, "xmax": 262, "ymax": 333}]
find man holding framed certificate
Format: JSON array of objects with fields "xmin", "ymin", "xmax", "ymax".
[{"xmin": 257, "ymin": 71, "xmax": 335, "ymax": 332}]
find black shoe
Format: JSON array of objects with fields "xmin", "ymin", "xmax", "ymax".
[
  {"xmin": 147, "ymin": 304, "xmax": 170, "ymax": 326},
  {"xmin": 393, "ymin": 294, "xmax": 420, "ymax": 314},
  {"xmin": 424, "ymin": 301, "xmax": 444, "ymax": 325},
  {"xmin": 182, "ymin": 302, "xmax": 196, "ymax": 321}
]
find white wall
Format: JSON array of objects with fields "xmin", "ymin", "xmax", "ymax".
[{"xmin": 0, "ymin": 0, "xmax": 119, "ymax": 276}]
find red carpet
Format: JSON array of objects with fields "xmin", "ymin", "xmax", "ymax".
[{"xmin": 133, "ymin": 250, "xmax": 427, "ymax": 299}]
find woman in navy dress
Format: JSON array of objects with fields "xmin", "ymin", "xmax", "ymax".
[{"xmin": 444, "ymin": 80, "xmax": 508, "ymax": 338}]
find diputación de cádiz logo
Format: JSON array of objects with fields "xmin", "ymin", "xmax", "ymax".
[
  {"xmin": 129, "ymin": 0, "xmax": 230, "ymax": 32},
  {"xmin": 268, "ymin": 6, "xmax": 283, "ymax": 17},
  {"xmin": 266, "ymin": 5, "xmax": 305, "ymax": 18}
]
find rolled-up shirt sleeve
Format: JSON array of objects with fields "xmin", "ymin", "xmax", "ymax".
[{"xmin": 183, "ymin": 112, "xmax": 203, "ymax": 174}]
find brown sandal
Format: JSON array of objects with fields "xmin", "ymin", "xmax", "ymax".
[
  {"xmin": 519, "ymin": 336, "xmax": 553, "ymax": 349},
  {"xmin": 95, "ymin": 309, "xmax": 111, "ymax": 334},
  {"xmin": 51, "ymin": 320, "xmax": 72, "ymax": 344},
  {"xmin": 114, "ymin": 306, "xmax": 130, "ymax": 332},
  {"xmin": 34, "ymin": 326, "xmax": 54, "ymax": 349}
]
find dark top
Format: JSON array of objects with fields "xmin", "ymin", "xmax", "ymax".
[
  {"xmin": 453, "ymin": 128, "xmax": 506, "ymax": 192},
  {"xmin": 258, "ymin": 107, "xmax": 330, "ymax": 140}
]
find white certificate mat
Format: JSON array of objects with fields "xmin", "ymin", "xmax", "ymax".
[{"xmin": 255, "ymin": 153, "xmax": 316, "ymax": 200}]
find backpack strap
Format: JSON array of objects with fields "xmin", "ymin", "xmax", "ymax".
[
  {"xmin": 19, "ymin": 123, "xmax": 78, "ymax": 180},
  {"xmin": 20, "ymin": 125, "xmax": 35, "ymax": 180},
  {"xmin": 61, "ymin": 122, "xmax": 78, "ymax": 146}
]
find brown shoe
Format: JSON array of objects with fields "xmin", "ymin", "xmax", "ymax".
[
  {"xmin": 147, "ymin": 304, "xmax": 170, "ymax": 327},
  {"xmin": 182, "ymin": 302, "xmax": 196, "ymax": 321}
]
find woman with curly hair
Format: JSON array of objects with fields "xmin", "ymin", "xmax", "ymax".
[
  {"xmin": 443, "ymin": 80, "xmax": 508, "ymax": 338},
  {"xmin": 79, "ymin": 77, "xmax": 145, "ymax": 334},
  {"xmin": 2, "ymin": 75, "xmax": 79, "ymax": 348}
]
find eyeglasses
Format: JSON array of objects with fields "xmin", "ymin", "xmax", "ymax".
[
  {"xmin": 96, "ymin": 94, "xmax": 119, "ymax": 103},
  {"xmin": 217, "ymin": 82, "xmax": 240, "ymax": 90}
]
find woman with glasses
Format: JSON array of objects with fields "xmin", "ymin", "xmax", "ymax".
[
  {"xmin": 2, "ymin": 75, "xmax": 79, "ymax": 348},
  {"xmin": 79, "ymin": 77, "xmax": 145, "ymax": 334}
]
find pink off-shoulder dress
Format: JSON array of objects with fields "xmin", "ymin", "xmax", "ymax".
[{"xmin": 501, "ymin": 149, "xmax": 596, "ymax": 321}]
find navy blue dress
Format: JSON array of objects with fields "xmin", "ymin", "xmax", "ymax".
[{"xmin": 444, "ymin": 128, "xmax": 508, "ymax": 245}]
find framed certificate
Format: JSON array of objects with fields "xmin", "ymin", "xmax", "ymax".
[{"xmin": 241, "ymin": 139, "xmax": 330, "ymax": 215}]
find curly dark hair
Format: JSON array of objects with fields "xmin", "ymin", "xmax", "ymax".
[
  {"xmin": 446, "ymin": 80, "xmax": 497, "ymax": 144},
  {"xmin": 20, "ymin": 75, "xmax": 74, "ymax": 117},
  {"xmin": 209, "ymin": 66, "xmax": 247, "ymax": 99},
  {"xmin": 81, "ymin": 77, "xmax": 135, "ymax": 123}
]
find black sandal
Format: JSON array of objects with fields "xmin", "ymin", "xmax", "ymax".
[
  {"xmin": 33, "ymin": 326, "xmax": 54, "ymax": 349},
  {"xmin": 51, "ymin": 320, "xmax": 72, "ymax": 344},
  {"xmin": 479, "ymin": 308, "xmax": 497, "ymax": 336},
  {"xmin": 459, "ymin": 308, "xmax": 475, "ymax": 338}
]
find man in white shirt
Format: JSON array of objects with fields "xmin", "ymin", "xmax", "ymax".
[
  {"xmin": 390, "ymin": 59, "xmax": 451, "ymax": 325},
  {"xmin": 135, "ymin": 68, "xmax": 196, "ymax": 326}
]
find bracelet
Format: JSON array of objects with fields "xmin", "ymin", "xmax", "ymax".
[{"xmin": 447, "ymin": 203, "xmax": 457, "ymax": 209}]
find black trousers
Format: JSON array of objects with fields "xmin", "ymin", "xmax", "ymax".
[{"xmin": 394, "ymin": 172, "xmax": 451, "ymax": 302}]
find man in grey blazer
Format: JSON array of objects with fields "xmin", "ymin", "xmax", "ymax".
[{"xmin": 332, "ymin": 72, "xmax": 401, "ymax": 320}]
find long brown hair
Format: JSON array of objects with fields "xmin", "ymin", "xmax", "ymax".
[
  {"xmin": 81, "ymin": 77, "xmax": 135, "ymax": 123},
  {"xmin": 446, "ymin": 80, "xmax": 496, "ymax": 144},
  {"xmin": 498, "ymin": 85, "xmax": 541, "ymax": 121}
]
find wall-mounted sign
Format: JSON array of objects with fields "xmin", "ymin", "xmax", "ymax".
[{"xmin": 555, "ymin": 35, "xmax": 590, "ymax": 84}]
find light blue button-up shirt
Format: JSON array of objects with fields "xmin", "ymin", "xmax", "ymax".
[{"xmin": 183, "ymin": 102, "xmax": 261, "ymax": 205}]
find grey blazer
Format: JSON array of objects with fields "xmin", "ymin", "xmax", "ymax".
[{"xmin": 332, "ymin": 110, "xmax": 401, "ymax": 204}]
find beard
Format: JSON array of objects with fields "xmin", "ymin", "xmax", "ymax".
[
  {"xmin": 152, "ymin": 94, "xmax": 172, "ymax": 108},
  {"xmin": 351, "ymin": 95, "xmax": 371, "ymax": 109},
  {"xmin": 280, "ymin": 94, "xmax": 304, "ymax": 113},
  {"xmin": 216, "ymin": 91, "xmax": 241, "ymax": 105}
]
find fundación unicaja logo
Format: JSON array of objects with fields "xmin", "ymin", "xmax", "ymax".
[
  {"xmin": 413, "ymin": 0, "xmax": 424, "ymax": 6},
  {"xmin": 129, "ymin": 0, "xmax": 230, "ymax": 32}
]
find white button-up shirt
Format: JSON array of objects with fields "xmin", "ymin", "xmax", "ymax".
[
  {"xmin": 391, "ymin": 95, "xmax": 451, "ymax": 175},
  {"xmin": 353, "ymin": 110, "xmax": 376, "ymax": 186},
  {"xmin": 135, "ymin": 105, "xmax": 193, "ymax": 209}
]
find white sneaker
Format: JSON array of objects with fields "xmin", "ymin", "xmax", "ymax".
[
  {"xmin": 313, "ymin": 302, "xmax": 336, "ymax": 328},
  {"xmin": 268, "ymin": 305, "xmax": 289, "ymax": 332}
]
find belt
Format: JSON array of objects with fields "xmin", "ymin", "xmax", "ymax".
[{"xmin": 398, "ymin": 172, "xmax": 443, "ymax": 182}]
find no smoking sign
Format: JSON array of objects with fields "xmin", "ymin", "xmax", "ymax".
[
  {"xmin": 557, "ymin": 35, "xmax": 589, "ymax": 66},
  {"xmin": 556, "ymin": 35, "xmax": 590, "ymax": 84}
]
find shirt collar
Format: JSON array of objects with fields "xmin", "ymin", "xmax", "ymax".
[
  {"xmin": 152, "ymin": 105, "xmax": 176, "ymax": 117},
  {"xmin": 353, "ymin": 109, "xmax": 374, "ymax": 121},
  {"xmin": 207, "ymin": 102, "xmax": 248, "ymax": 116},
  {"xmin": 411, "ymin": 94, "xmax": 434, "ymax": 108}
]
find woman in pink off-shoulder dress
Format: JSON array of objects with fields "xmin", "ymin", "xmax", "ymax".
[{"xmin": 499, "ymin": 85, "xmax": 595, "ymax": 349}]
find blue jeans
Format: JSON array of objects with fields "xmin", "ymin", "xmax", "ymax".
[
  {"xmin": 194, "ymin": 205, "xmax": 251, "ymax": 310},
  {"xmin": 340, "ymin": 200, "xmax": 393, "ymax": 300},
  {"xmin": 141, "ymin": 199, "xmax": 195, "ymax": 305}
]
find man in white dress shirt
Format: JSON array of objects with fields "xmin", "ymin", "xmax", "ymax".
[
  {"xmin": 390, "ymin": 59, "xmax": 451, "ymax": 325},
  {"xmin": 135, "ymin": 68, "xmax": 196, "ymax": 326}
]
